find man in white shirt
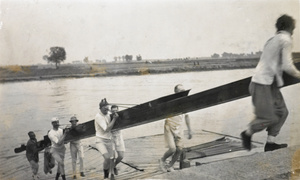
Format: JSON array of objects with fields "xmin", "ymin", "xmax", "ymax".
[
  {"xmin": 95, "ymin": 99, "xmax": 118, "ymax": 179},
  {"xmin": 159, "ymin": 84, "xmax": 192, "ymax": 172},
  {"xmin": 241, "ymin": 14, "xmax": 300, "ymax": 152},
  {"xmin": 48, "ymin": 117, "xmax": 69, "ymax": 180}
]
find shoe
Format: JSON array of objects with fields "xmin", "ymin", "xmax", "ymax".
[
  {"xmin": 166, "ymin": 166, "xmax": 175, "ymax": 172},
  {"xmin": 241, "ymin": 131, "xmax": 252, "ymax": 151},
  {"xmin": 159, "ymin": 158, "xmax": 167, "ymax": 172},
  {"xmin": 104, "ymin": 169, "xmax": 109, "ymax": 179},
  {"xmin": 55, "ymin": 173, "xmax": 61, "ymax": 180},
  {"xmin": 61, "ymin": 175, "xmax": 66, "ymax": 180},
  {"xmin": 73, "ymin": 175, "xmax": 77, "ymax": 179},
  {"xmin": 113, "ymin": 168, "xmax": 118, "ymax": 175},
  {"xmin": 264, "ymin": 142, "xmax": 288, "ymax": 152},
  {"xmin": 32, "ymin": 175, "xmax": 40, "ymax": 180},
  {"xmin": 80, "ymin": 172, "xmax": 85, "ymax": 177}
]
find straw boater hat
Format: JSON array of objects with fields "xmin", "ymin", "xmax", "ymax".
[{"xmin": 69, "ymin": 116, "xmax": 78, "ymax": 122}]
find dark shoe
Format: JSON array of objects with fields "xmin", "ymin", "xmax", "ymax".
[
  {"xmin": 104, "ymin": 169, "xmax": 109, "ymax": 179},
  {"xmin": 73, "ymin": 175, "xmax": 77, "ymax": 179},
  {"xmin": 264, "ymin": 142, "xmax": 288, "ymax": 152},
  {"xmin": 241, "ymin": 131, "xmax": 252, "ymax": 151},
  {"xmin": 55, "ymin": 173, "xmax": 60, "ymax": 180},
  {"xmin": 80, "ymin": 172, "xmax": 85, "ymax": 177},
  {"xmin": 61, "ymin": 175, "xmax": 66, "ymax": 180},
  {"xmin": 114, "ymin": 168, "xmax": 118, "ymax": 175}
]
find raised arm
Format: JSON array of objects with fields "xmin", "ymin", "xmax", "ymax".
[
  {"xmin": 105, "ymin": 113, "xmax": 118, "ymax": 132},
  {"xmin": 95, "ymin": 113, "xmax": 118, "ymax": 133},
  {"xmin": 48, "ymin": 129, "xmax": 68, "ymax": 146}
]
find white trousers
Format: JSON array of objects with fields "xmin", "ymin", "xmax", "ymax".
[{"xmin": 70, "ymin": 142, "xmax": 84, "ymax": 174}]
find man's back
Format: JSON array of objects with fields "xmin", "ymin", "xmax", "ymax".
[
  {"xmin": 252, "ymin": 31, "xmax": 292, "ymax": 87},
  {"xmin": 26, "ymin": 139, "xmax": 38, "ymax": 162}
]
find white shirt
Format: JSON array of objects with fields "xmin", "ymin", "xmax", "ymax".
[
  {"xmin": 252, "ymin": 31, "xmax": 300, "ymax": 87},
  {"xmin": 94, "ymin": 111, "xmax": 112, "ymax": 139},
  {"xmin": 48, "ymin": 128, "xmax": 65, "ymax": 149}
]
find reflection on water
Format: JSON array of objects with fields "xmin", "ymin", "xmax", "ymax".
[{"xmin": 1, "ymin": 69, "xmax": 300, "ymax": 157}]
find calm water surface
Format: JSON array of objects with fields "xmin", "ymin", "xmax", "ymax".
[{"xmin": 1, "ymin": 69, "xmax": 300, "ymax": 157}]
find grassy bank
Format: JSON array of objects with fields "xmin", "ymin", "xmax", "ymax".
[{"xmin": 0, "ymin": 58, "xmax": 260, "ymax": 83}]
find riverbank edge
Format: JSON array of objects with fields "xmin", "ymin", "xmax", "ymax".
[{"xmin": 0, "ymin": 66, "xmax": 255, "ymax": 83}]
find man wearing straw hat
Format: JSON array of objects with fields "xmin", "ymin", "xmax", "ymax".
[
  {"xmin": 48, "ymin": 117, "xmax": 69, "ymax": 180},
  {"xmin": 69, "ymin": 116, "xmax": 85, "ymax": 179},
  {"xmin": 95, "ymin": 99, "xmax": 119, "ymax": 179}
]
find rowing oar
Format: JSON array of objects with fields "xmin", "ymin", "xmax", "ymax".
[
  {"xmin": 202, "ymin": 129, "xmax": 264, "ymax": 145},
  {"xmin": 88, "ymin": 145, "xmax": 144, "ymax": 171}
]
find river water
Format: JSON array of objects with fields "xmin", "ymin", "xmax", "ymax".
[{"xmin": 1, "ymin": 69, "xmax": 300, "ymax": 157}]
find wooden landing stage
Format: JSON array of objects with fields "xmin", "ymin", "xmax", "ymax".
[{"xmin": 1, "ymin": 131, "xmax": 262, "ymax": 180}]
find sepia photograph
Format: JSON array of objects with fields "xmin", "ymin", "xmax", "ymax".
[{"xmin": 0, "ymin": 0, "xmax": 300, "ymax": 179}]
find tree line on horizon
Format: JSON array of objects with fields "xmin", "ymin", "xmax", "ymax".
[
  {"xmin": 42, "ymin": 46, "xmax": 262, "ymax": 69},
  {"xmin": 211, "ymin": 51, "xmax": 262, "ymax": 58}
]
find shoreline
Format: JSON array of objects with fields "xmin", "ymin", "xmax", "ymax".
[{"xmin": 0, "ymin": 59, "xmax": 258, "ymax": 83}]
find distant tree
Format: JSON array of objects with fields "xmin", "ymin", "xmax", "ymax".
[
  {"xmin": 122, "ymin": 56, "xmax": 125, "ymax": 62},
  {"xmin": 83, "ymin": 57, "xmax": 89, "ymax": 63},
  {"xmin": 255, "ymin": 51, "xmax": 263, "ymax": 56},
  {"xmin": 114, "ymin": 57, "xmax": 118, "ymax": 62},
  {"xmin": 125, "ymin": 54, "xmax": 133, "ymax": 62},
  {"xmin": 44, "ymin": 47, "xmax": 66, "ymax": 69},
  {"xmin": 222, "ymin": 52, "xmax": 233, "ymax": 58},
  {"xmin": 136, "ymin": 54, "xmax": 142, "ymax": 61},
  {"xmin": 211, "ymin": 53, "xmax": 220, "ymax": 58}
]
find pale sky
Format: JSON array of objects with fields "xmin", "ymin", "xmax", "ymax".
[{"xmin": 0, "ymin": 0, "xmax": 299, "ymax": 65}]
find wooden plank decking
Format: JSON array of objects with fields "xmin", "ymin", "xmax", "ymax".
[{"xmin": 0, "ymin": 131, "xmax": 260, "ymax": 180}]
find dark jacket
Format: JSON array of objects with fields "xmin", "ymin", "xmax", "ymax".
[{"xmin": 26, "ymin": 139, "xmax": 39, "ymax": 162}]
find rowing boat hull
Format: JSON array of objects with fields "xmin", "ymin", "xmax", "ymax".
[
  {"xmin": 14, "ymin": 61, "xmax": 300, "ymax": 153},
  {"xmin": 14, "ymin": 90, "xmax": 190, "ymax": 153}
]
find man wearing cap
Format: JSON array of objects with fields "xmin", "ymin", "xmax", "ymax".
[
  {"xmin": 48, "ymin": 117, "xmax": 69, "ymax": 180},
  {"xmin": 69, "ymin": 116, "xmax": 85, "ymax": 179},
  {"xmin": 95, "ymin": 99, "xmax": 119, "ymax": 179},
  {"xmin": 159, "ymin": 84, "xmax": 192, "ymax": 172}
]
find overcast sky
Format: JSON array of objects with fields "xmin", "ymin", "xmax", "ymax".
[{"xmin": 0, "ymin": 0, "xmax": 299, "ymax": 65}]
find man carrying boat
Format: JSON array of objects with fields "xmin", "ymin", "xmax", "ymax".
[
  {"xmin": 95, "ymin": 99, "xmax": 119, "ymax": 179},
  {"xmin": 48, "ymin": 117, "xmax": 69, "ymax": 180},
  {"xmin": 26, "ymin": 131, "xmax": 44, "ymax": 180},
  {"xmin": 111, "ymin": 105, "xmax": 125, "ymax": 175},
  {"xmin": 241, "ymin": 14, "xmax": 300, "ymax": 152},
  {"xmin": 69, "ymin": 116, "xmax": 85, "ymax": 179},
  {"xmin": 159, "ymin": 84, "xmax": 192, "ymax": 172}
]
